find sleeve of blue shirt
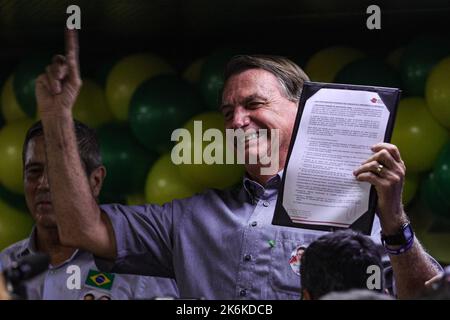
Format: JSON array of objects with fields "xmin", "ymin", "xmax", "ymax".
[{"xmin": 95, "ymin": 200, "xmax": 185, "ymax": 279}]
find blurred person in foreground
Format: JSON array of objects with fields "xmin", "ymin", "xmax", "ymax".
[
  {"xmin": 0, "ymin": 120, "xmax": 179, "ymax": 299},
  {"xmin": 300, "ymin": 229, "xmax": 389, "ymax": 300}
]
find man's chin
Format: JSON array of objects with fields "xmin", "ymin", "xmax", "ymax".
[
  {"xmin": 246, "ymin": 145, "xmax": 271, "ymax": 163},
  {"xmin": 35, "ymin": 213, "xmax": 57, "ymax": 228}
]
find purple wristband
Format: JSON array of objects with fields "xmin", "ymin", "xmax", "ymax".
[{"xmin": 384, "ymin": 235, "xmax": 415, "ymax": 255}]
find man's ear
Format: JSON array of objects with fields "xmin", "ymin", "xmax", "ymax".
[
  {"xmin": 302, "ymin": 289, "xmax": 312, "ymax": 300},
  {"xmin": 89, "ymin": 166, "xmax": 106, "ymax": 198}
]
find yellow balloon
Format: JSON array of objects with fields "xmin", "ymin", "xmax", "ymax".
[
  {"xmin": 1, "ymin": 74, "xmax": 28, "ymax": 123},
  {"xmin": 0, "ymin": 119, "xmax": 34, "ymax": 194},
  {"xmin": 177, "ymin": 112, "xmax": 244, "ymax": 190},
  {"xmin": 305, "ymin": 46, "xmax": 365, "ymax": 83},
  {"xmin": 183, "ymin": 58, "xmax": 205, "ymax": 84},
  {"xmin": 418, "ymin": 231, "xmax": 450, "ymax": 264},
  {"xmin": 73, "ymin": 79, "xmax": 114, "ymax": 128},
  {"xmin": 106, "ymin": 54, "xmax": 175, "ymax": 121},
  {"xmin": 0, "ymin": 199, "xmax": 33, "ymax": 250},
  {"xmin": 145, "ymin": 154, "xmax": 200, "ymax": 206},
  {"xmin": 425, "ymin": 56, "xmax": 450, "ymax": 129},
  {"xmin": 391, "ymin": 97, "xmax": 448, "ymax": 173}
]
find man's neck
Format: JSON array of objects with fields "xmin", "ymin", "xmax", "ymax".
[
  {"xmin": 245, "ymin": 148, "xmax": 287, "ymax": 186},
  {"xmin": 35, "ymin": 225, "xmax": 77, "ymax": 266},
  {"xmin": 245, "ymin": 163, "xmax": 283, "ymax": 186}
]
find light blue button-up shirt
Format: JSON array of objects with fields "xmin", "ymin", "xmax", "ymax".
[
  {"xmin": 0, "ymin": 229, "xmax": 179, "ymax": 300},
  {"xmin": 96, "ymin": 172, "xmax": 387, "ymax": 300}
]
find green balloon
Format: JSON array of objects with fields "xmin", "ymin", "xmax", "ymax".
[
  {"xmin": 335, "ymin": 58, "xmax": 401, "ymax": 88},
  {"xmin": 145, "ymin": 153, "xmax": 201, "ymax": 206},
  {"xmin": 291, "ymin": 54, "xmax": 309, "ymax": 72},
  {"xmin": 386, "ymin": 47, "xmax": 405, "ymax": 71},
  {"xmin": 99, "ymin": 189, "xmax": 127, "ymax": 205},
  {"xmin": 199, "ymin": 49, "xmax": 237, "ymax": 110},
  {"xmin": 97, "ymin": 123, "xmax": 157, "ymax": 197},
  {"xmin": 0, "ymin": 183, "xmax": 28, "ymax": 213},
  {"xmin": 421, "ymin": 171, "xmax": 450, "ymax": 220},
  {"xmin": 129, "ymin": 75, "xmax": 204, "ymax": 153},
  {"xmin": 13, "ymin": 54, "xmax": 51, "ymax": 117},
  {"xmin": 84, "ymin": 55, "xmax": 122, "ymax": 88},
  {"xmin": 391, "ymin": 97, "xmax": 448, "ymax": 173},
  {"xmin": 0, "ymin": 57, "xmax": 18, "ymax": 128},
  {"xmin": 434, "ymin": 142, "xmax": 450, "ymax": 199},
  {"xmin": 0, "ymin": 198, "xmax": 33, "ymax": 251},
  {"xmin": 401, "ymin": 35, "xmax": 450, "ymax": 96}
]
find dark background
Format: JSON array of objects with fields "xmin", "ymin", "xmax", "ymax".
[{"xmin": 1, "ymin": 0, "xmax": 449, "ymax": 69}]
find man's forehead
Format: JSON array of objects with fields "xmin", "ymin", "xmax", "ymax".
[
  {"xmin": 225, "ymin": 68, "xmax": 279, "ymax": 87},
  {"xmin": 222, "ymin": 69, "xmax": 282, "ymax": 102},
  {"xmin": 25, "ymin": 135, "xmax": 46, "ymax": 163}
]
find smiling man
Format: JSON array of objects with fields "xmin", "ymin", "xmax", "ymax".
[
  {"xmin": 0, "ymin": 120, "xmax": 179, "ymax": 299},
  {"xmin": 35, "ymin": 30, "xmax": 440, "ymax": 300},
  {"xmin": 220, "ymin": 57, "xmax": 302, "ymax": 182}
]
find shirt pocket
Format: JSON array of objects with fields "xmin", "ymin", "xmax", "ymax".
[{"xmin": 269, "ymin": 230, "xmax": 319, "ymax": 295}]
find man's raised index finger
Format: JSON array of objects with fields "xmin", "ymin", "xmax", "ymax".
[{"xmin": 65, "ymin": 29, "xmax": 80, "ymax": 77}]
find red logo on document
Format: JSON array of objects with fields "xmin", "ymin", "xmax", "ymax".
[{"xmin": 370, "ymin": 97, "xmax": 378, "ymax": 103}]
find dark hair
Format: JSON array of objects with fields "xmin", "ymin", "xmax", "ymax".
[
  {"xmin": 320, "ymin": 289, "xmax": 393, "ymax": 300},
  {"xmin": 300, "ymin": 229, "xmax": 384, "ymax": 300},
  {"xmin": 223, "ymin": 54, "xmax": 310, "ymax": 102},
  {"xmin": 22, "ymin": 120, "xmax": 102, "ymax": 175}
]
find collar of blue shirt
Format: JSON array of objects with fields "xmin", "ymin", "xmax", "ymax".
[
  {"xmin": 242, "ymin": 170, "xmax": 284, "ymax": 202},
  {"xmin": 16, "ymin": 227, "xmax": 80, "ymax": 269}
]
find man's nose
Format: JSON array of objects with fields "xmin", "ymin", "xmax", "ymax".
[
  {"xmin": 231, "ymin": 106, "xmax": 250, "ymax": 129},
  {"xmin": 37, "ymin": 173, "xmax": 50, "ymax": 190}
]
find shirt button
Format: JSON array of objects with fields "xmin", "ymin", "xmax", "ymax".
[
  {"xmin": 244, "ymin": 254, "xmax": 252, "ymax": 262},
  {"xmin": 263, "ymin": 201, "xmax": 270, "ymax": 207},
  {"xmin": 239, "ymin": 289, "xmax": 247, "ymax": 297},
  {"xmin": 251, "ymin": 221, "xmax": 257, "ymax": 227}
]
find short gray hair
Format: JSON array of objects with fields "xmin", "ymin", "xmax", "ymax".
[{"xmin": 223, "ymin": 54, "xmax": 310, "ymax": 102}]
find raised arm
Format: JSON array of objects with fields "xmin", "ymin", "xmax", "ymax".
[
  {"xmin": 35, "ymin": 29, "xmax": 116, "ymax": 259},
  {"xmin": 354, "ymin": 143, "xmax": 440, "ymax": 299}
]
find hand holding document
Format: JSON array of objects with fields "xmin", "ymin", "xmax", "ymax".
[{"xmin": 273, "ymin": 82, "xmax": 400, "ymax": 234}]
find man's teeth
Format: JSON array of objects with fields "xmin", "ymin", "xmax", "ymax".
[{"xmin": 240, "ymin": 132, "xmax": 258, "ymax": 144}]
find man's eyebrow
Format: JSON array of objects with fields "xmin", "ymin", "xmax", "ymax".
[
  {"xmin": 220, "ymin": 94, "xmax": 267, "ymax": 111},
  {"xmin": 242, "ymin": 94, "xmax": 267, "ymax": 104},
  {"xmin": 219, "ymin": 102, "xmax": 234, "ymax": 112}
]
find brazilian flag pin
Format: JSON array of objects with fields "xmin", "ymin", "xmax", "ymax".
[{"xmin": 85, "ymin": 269, "xmax": 115, "ymax": 291}]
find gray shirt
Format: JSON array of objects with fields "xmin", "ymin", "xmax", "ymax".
[
  {"xmin": 0, "ymin": 229, "xmax": 179, "ymax": 300},
  {"xmin": 96, "ymin": 172, "xmax": 385, "ymax": 299}
]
